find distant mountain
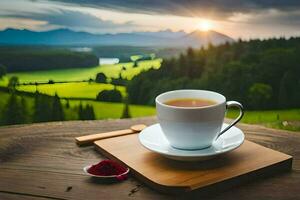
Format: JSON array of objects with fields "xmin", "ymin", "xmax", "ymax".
[
  {"xmin": 135, "ymin": 29, "xmax": 186, "ymax": 39},
  {"xmin": 0, "ymin": 28, "xmax": 234, "ymax": 47},
  {"xmin": 180, "ymin": 30, "xmax": 234, "ymax": 47}
]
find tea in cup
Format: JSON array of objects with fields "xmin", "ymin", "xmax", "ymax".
[{"xmin": 156, "ymin": 90, "xmax": 243, "ymax": 150}]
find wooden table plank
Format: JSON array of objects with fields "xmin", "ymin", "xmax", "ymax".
[
  {"xmin": 0, "ymin": 168, "xmax": 167, "ymax": 200},
  {"xmin": 0, "ymin": 117, "xmax": 299, "ymax": 199},
  {"xmin": 0, "ymin": 192, "xmax": 53, "ymax": 200}
]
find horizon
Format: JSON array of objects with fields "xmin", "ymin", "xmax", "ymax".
[
  {"xmin": 2, "ymin": 27, "xmax": 299, "ymax": 42},
  {"xmin": 1, "ymin": 0, "xmax": 300, "ymax": 40},
  {"xmin": 0, "ymin": 27, "xmax": 232, "ymax": 36}
]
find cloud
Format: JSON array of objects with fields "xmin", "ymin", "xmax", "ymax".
[
  {"xmin": 46, "ymin": 0, "xmax": 300, "ymax": 18},
  {"xmin": 1, "ymin": 0, "xmax": 300, "ymax": 38},
  {"xmin": 0, "ymin": 8, "xmax": 136, "ymax": 32},
  {"xmin": 35, "ymin": 0, "xmax": 300, "ymax": 33},
  {"xmin": 228, "ymin": 9, "xmax": 300, "ymax": 27}
]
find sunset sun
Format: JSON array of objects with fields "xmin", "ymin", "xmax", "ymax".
[{"xmin": 197, "ymin": 19, "xmax": 213, "ymax": 31}]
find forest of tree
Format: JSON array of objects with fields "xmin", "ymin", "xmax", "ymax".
[
  {"xmin": 128, "ymin": 37, "xmax": 300, "ymax": 110},
  {"xmin": 0, "ymin": 47, "xmax": 98, "ymax": 72},
  {"xmin": 0, "ymin": 90, "xmax": 96, "ymax": 125},
  {"xmin": 92, "ymin": 46, "xmax": 183, "ymax": 61}
]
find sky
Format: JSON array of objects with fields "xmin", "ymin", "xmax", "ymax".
[{"xmin": 1, "ymin": 0, "xmax": 300, "ymax": 39}]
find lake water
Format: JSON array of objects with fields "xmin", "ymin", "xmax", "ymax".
[
  {"xmin": 70, "ymin": 47, "xmax": 92, "ymax": 52},
  {"xmin": 99, "ymin": 58, "xmax": 119, "ymax": 65}
]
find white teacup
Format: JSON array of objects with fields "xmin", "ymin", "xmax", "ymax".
[{"xmin": 156, "ymin": 90, "xmax": 244, "ymax": 150}]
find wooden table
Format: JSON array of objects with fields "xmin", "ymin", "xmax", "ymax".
[{"xmin": 0, "ymin": 117, "xmax": 299, "ymax": 200}]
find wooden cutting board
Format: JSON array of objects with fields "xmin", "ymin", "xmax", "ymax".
[{"xmin": 94, "ymin": 134, "xmax": 292, "ymax": 194}]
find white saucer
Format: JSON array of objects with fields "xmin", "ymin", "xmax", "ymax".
[{"xmin": 138, "ymin": 123, "xmax": 245, "ymax": 161}]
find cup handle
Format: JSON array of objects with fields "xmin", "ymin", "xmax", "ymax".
[{"xmin": 216, "ymin": 101, "xmax": 244, "ymax": 140}]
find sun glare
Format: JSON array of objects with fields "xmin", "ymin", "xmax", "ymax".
[{"xmin": 197, "ymin": 19, "xmax": 213, "ymax": 31}]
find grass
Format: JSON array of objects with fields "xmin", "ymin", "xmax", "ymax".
[
  {"xmin": 227, "ymin": 109, "xmax": 300, "ymax": 131},
  {"xmin": 64, "ymin": 99, "xmax": 156, "ymax": 120},
  {"xmin": 0, "ymin": 59, "xmax": 162, "ymax": 84},
  {"xmin": 0, "ymin": 58, "xmax": 299, "ymax": 131},
  {"xmin": 16, "ymin": 82, "xmax": 126, "ymax": 99},
  {"xmin": 0, "ymin": 59, "xmax": 160, "ymax": 124},
  {"xmin": 0, "ymin": 91, "xmax": 155, "ymax": 123},
  {"xmin": 0, "ymin": 59, "xmax": 162, "ymax": 99},
  {"xmin": 1, "ymin": 90, "xmax": 299, "ymax": 131}
]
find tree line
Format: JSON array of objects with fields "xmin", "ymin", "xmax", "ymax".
[
  {"xmin": 0, "ymin": 73, "xmax": 132, "ymax": 125},
  {"xmin": 0, "ymin": 90, "xmax": 133, "ymax": 126},
  {"xmin": 0, "ymin": 90, "xmax": 96, "ymax": 125},
  {"xmin": 0, "ymin": 47, "xmax": 98, "ymax": 72},
  {"xmin": 128, "ymin": 37, "xmax": 300, "ymax": 110},
  {"xmin": 0, "ymin": 77, "xmax": 132, "ymax": 125}
]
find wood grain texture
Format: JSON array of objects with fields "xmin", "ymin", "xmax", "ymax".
[
  {"xmin": 0, "ymin": 117, "xmax": 299, "ymax": 199},
  {"xmin": 94, "ymin": 135, "xmax": 292, "ymax": 193},
  {"xmin": 0, "ymin": 192, "xmax": 53, "ymax": 200}
]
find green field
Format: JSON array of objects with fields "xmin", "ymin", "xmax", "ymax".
[
  {"xmin": 0, "ymin": 59, "xmax": 162, "ymax": 85},
  {"xmin": 17, "ymin": 82, "xmax": 125, "ymax": 99},
  {"xmin": 65, "ymin": 99, "xmax": 156, "ymax": 119},
  {"xmin": 0, "ymin": 59, "xmax": 161, "ymax": 99},
  {"xmin": 0, "ymin": 58, "xmax": 160, "ymax": 124},
  {"xmin": 0, "ymin": 91, "xmax": 156, "ymax": 124},
  {"xmin": 227, "ymin": 109, "xmax": 300, "ymax": 131},
  {"xmin": 0, "ymin": 57, "xmax": 299, "ymax": 131},
  {"xmin": 1, "ymin": 90, "xmax": 299, "ymax": 131}
]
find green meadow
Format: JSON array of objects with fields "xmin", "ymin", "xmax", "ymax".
[
  {"xmin": 0, "ymin": 58, "xmax": 162, "ymax": 84},
  {"xmin": 1, "ymin": 91, "xmax": 299, "ymax": 131},
  {"xmin": 0, "ymin": 57, "xmax": 299, "ymax": 131},
  {"xmin": 65, "ymin": 99, "xmax": 156, "ymax": 119},
  {"xmin": 227, "ymin": 109, "xmax": 300, "ymax": 131},
  {"xmin": 0, "ymin": 59, "xmax": 161, "ymax": 124},
  {"xmin": 0, "ymin": 59, "xmax": 161, "ymax": 99},
  {"xmin": 17, "ymin": 82, "xmax": 125, "ymax": 99},
  {"xmin": 0, "ymin": 91, "xmax": 156, "ymax": 124}
]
